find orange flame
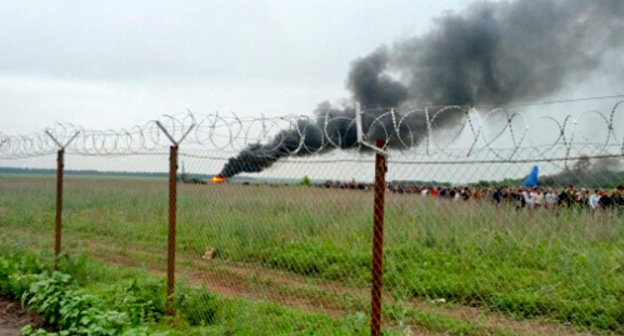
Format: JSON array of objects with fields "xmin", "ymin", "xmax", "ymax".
[{"xmin": 211, "ymin": 176, "xmax": 227, "ymax": 183}]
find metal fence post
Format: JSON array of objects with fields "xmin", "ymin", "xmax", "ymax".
[
  {"xmin": 54, "ymin": 148, "xmax": 64, "ymax": 269},
  {"xmin": 45, "ymin": 131, "xmax": 78, "ymax": 269},
  {"xmin": 155, "ymin": 120, "xmax": 195, "ymax": 315},
  {"xmin": 370, "ymin": 139, "xmax": 387, "ymax": 336},
  {"xmin": 167, "ymin": 145, "xmax": 178, "ymax": 315}
]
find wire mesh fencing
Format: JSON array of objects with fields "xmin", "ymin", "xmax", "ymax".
[{"xmin": 1, "ymin": 100, "xmax": 623, "ymax": 335}]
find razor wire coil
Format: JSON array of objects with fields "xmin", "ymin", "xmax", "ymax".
[{"xmin": 1, "ymin": 102, "xmax": 623, "ymax": 164}]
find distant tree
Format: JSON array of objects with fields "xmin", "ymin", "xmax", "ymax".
[
  {"xmin": 301, "ymin": 175, "xmax": 311, "ymax": 186},
  {"xmin": 477, "ymin": 180, "xmax": 491, "ymax": 187}
]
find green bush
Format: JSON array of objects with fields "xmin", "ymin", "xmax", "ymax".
[
  {"xmin": 108, "ymin": 279, "xmax": 165, "ymax": 324},
  {"xmin": 175, "ymin": 286, "xmax": 217, "ymax": 325},
  {"xmin": 21, "ymin": 272, "xmax": 132, "ymax": 335},
  {"xmin": 0, "ymin": 255, "xmax": 168, "ymax": 336}
]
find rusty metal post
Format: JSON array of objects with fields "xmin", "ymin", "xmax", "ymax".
[
  {"xmin": 154, "ymin": 119, "xmax": 195, "ymax": 316},
  {"xmin": 370, "ymin": 139, "xmax": 387, "ymax": 336},
  {"xmin": 54, "ymin": 149, "xmax": 65, "ymax": 269},
  {"xmin": 44, "ymin": 130, "xmax": 78, "ymax": 270},
  {"xmin": 166, "ymin": 145, "xmax": 178, "ymax": 315}
]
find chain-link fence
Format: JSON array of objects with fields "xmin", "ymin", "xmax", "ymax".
[{"xmin": 1, "ymin": 101, "xmax": 623, "ymax": 335}]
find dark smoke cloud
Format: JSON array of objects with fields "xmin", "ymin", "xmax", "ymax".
[
  {"xmin": 347, "ymin": 46, "xmax": 408, "ymax": 108},
  {"xmin": 219, "ymin": 103, "xmax": 360, "ymax": 177},
  {"xmin": 395, "ymin": 0, "xmax": 624, "ymax": 106},
  {"xmin": 540, "ymin": 156, "xmax": 624, "ymax": 187},
  {"xmin": 219, "ymin": 0, "xmax": 624, "ymax": 178}
]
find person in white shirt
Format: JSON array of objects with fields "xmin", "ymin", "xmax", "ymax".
[
  {"xmin": 532, "ymin": 188, "xmax": 545, "ymax": 208},
  {"xmin": 522, "ymin": 188, "xmax": 533, "ymax": 208},
  {"xmin": 588, "ymin": 189, "xmax": 601, "ymax": 209}
]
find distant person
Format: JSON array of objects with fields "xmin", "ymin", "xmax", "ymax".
[
  {"xmin": 615, "ymin": 186, "xmax": 624, "ymax": 211},
  {"xmin": 473, "ymin": 186, "xmax": 482, "ymax": 201},
  {"xmin": 522, "ymin": 188, "xmax": 533, "ymax": 208},
  {"xmin": 460, "ymin": 187, "xmax": 471, "ymax": 201},
  {"xmin": 598, "ymin": 191, "xmax": 614, "ymax": 209},
  {"xmin": 588, "ymin": 189, "xmax": 601, "ymax": 209},
  {"xmin": 513, "ymin": 189, "xmax": 525, "ymax": 209},
  {"xmin": 449, "ymin": 188, "xmax": 457, "ymax": 200},
  {"xmin": 532, "ymin": 188, "xmax": 544, "ymax": 209},
  {"xmin": 578, "ymin": 188, "xmax": 589, "ymax": 208},
  {"xmin": 492, "ymin": 187, "xmax": 502, "ymax": 204},
  {"xmin": 545, "ymin": 189, "xmax": 559, "ymax": 209},
  {"xmin": 431, "ymin": 187, "xmax": 439, "ymax": 197},
  {"xmin": 502, "ymin": 187, "xmax": 513, "ymax": 205},
  {"xmin": 558, "ymin": 185, "xmax": 574, "ymax": 207}
]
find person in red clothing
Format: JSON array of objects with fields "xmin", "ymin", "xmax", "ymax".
[{"xmin": 473, "ymin": 186, "xmax": 482, "ymax": 201}]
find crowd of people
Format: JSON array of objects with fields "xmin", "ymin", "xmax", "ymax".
[
  {"xmin": 316, "ymin": 181, "xmax": 624, "ymax": 212},
  {"xmin": 395, "ymin": 184, "xmax": 624, "ymax": 211},
  {"xmin": 489, "ymin": 185, "xmax": 624, "ymax": 210}
]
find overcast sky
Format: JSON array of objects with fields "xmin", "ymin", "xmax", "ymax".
[{"xmin": 0, "ymin": 0, "xmax": 475, "ymax": 134}]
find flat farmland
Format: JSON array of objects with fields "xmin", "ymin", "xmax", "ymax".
[{"xmin": 1, "ymin": 175, "xmax": 623, "ymax": 335}]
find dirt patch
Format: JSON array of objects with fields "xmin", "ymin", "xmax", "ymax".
[
  {"xmin": 187, "ymin": 263, "xmax": 349, "ymax": 318},
  {"xmin": 0, "ymin": 297, "xmax": 46, "ymax": 336}
]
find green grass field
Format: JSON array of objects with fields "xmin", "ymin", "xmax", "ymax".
[{"xmin": 1, "ymin": 175, "xmax": 623, "ymax": 335}]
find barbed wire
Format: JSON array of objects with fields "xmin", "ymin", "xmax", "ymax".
[{"xmin": 1, "ymin": 102, "xmax": 623, "ymax": 164}]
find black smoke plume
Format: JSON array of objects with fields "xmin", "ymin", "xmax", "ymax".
[
  {"xmin": 540, "ymin": 157, "xmax": 624, "ymax": 187},
  {"xmin": 219, "ymin": 0, "xmax": 624, "ymax": 178}
]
